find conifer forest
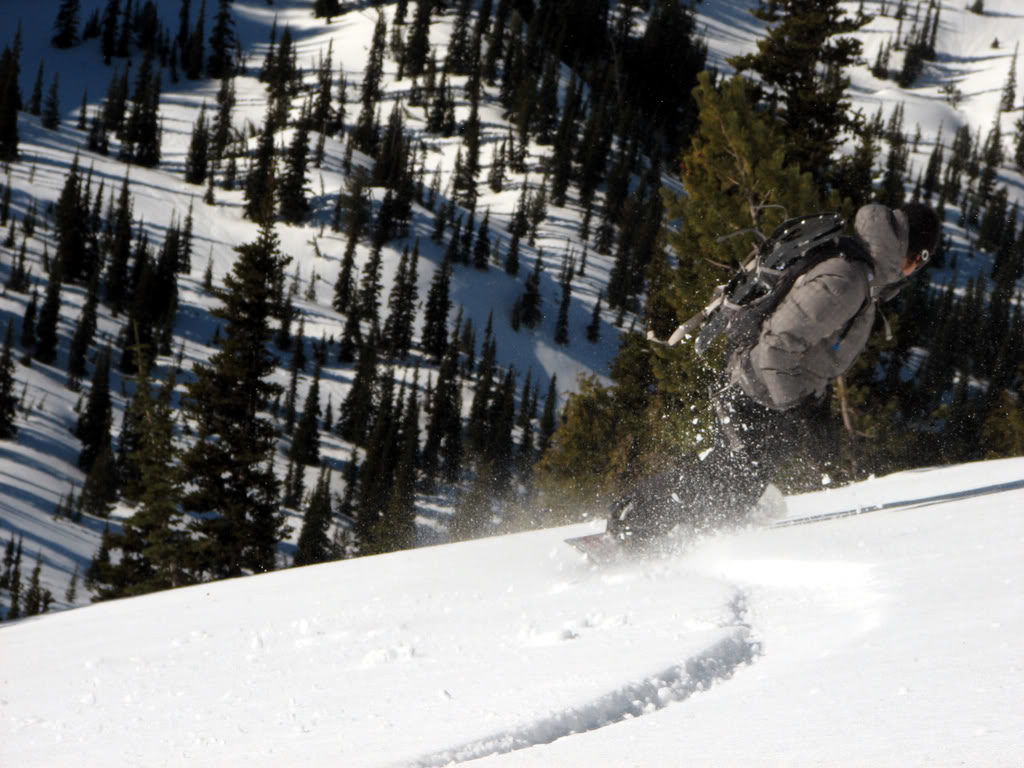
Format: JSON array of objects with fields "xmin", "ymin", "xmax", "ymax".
[{"xmin": 1, "ymin": 0, "xmax": 1023, "ymax": 615}]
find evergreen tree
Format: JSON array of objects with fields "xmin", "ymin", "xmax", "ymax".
[
  {"xmin": 34, "ymin": 262, "xmax": 63, "ymax": 365},
  {"xmin": 20, "ymin": 289, "xmax": 38, "ymax": 350},
  {"xmin": 729, "ymin": 0, "xmax": 870, "ymax": 190},
  {"xmin": 210, "ymin": 74, "xmax": 235, "ymax": 164},
  {"xmin": 245, "ymin": 110, "xmax": 277, "ymax": 222},
  {"xmin": 290, "ymin": 362, "xmax": 322, "ymax": 467},
  {"xmin": 0, "ymin": 29, "xmax": 23, "ymax": 162},
  {"xmin": 53, "ymin": 0, "xmax": 81, "ymax": 49},
  {"xmin": 121, "ymin": 48, "xmax": 162, "ymax": 167},
  {"xmin": 554, "ymin": 257, "xmax": 572, "ymax": 346},
  {"xmin": 206, "ymin": 0, "xmax": 235, "ymax": 80},
  {"xmin": 185, "ymin": 0, "xmax": 206, "ymax": 80},
  {"xmin": 101, "ymin": 0, "xmax": 120, "ymax": 63},
  {"xmin": 294, "ymin": 467, "xmax": 334, "ymax": 566},
  {"xmin": 184, "ymin": 102, "xmax": 210, "ymax": 185},
  {"xmin": 0, "ymin": 321, "xmax": 17, "ymax": 439},
  {"xmin": 278, "ymin": 117, "xmax": 310, "ymax": 224},
  {"xmin": 41, "ymin": 73, "xmax": 60, "ymax": 130},
  {"xmin": 519, "ymin": 253, "xmax": 543, "ymax": 329},
  {"xmin": 421, "ymin": 255, "xmax": 452, "ymax": 358},
  {"xmin": 337, "ymin": 339, "xmax": 378, "ymax": 445},
  {"xmin": 76, "ymin": 346, "xmax": 112, "ymax": 473},
  {"xmin": 180, "ymin": 221, "xmax": 289, "ymax": 579},
  {"xmin": 95, "ymin": 364, "xmax": 190, "ymax": 599},
  {"xmin": 67, "ymin": 271, "xmax": 99, "ymax": 386},
  {"xmin": 28, "ymin": 60, "xmax": 43, "ymax": 116}
]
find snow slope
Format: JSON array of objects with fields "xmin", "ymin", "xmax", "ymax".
[{"xmin": 2, "ymin": 458, "xmax": 1023, "ymax": 766}]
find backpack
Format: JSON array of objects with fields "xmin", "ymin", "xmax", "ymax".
[{"xmin": 692, "ymin": 213, "xmax": 873, "ymax": 355}]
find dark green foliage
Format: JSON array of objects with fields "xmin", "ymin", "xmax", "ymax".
[
  {"xmin": 337, "ymin": 340, "xmax": 377, "ymax": 445},
  {"xmin": 41, "ymin": 73, "xmax": 60, "ymax": 130},
  {"xmin": 278, "ymin": 118, "xmax": 310, "ymax": 224},
  {"xmin": 53, "ymin": 0, "xmax": 81, "ymax": 49},
  {"xmin": 210, "ymin": 75, "xmax": 235, "ymax": 164},
  {"xmin": 294, "ymin": 467, "xmax": 334, "ymax": 566},
  {"xmin": 121, "ymin": 49, "xmax": 162, "ymax": 167},
  {"xmin": 519, "ymin": 254, "xmax": 543, "ymax": 329},
  {"xmin": 67, "ymin": 272, "xmax": 99, "ymax": 386},
  {"xmin": 94, "ymin": 363, "xmax": 190, "ymax": 599},
  {"xmin": 421, "ymin": 255, "xmax": 452, "ymax": 358},
  {"xmin": 0, "ymin": 321, "xmax": 17, "ymax": 439},
  {"xmin": 245, "ymin": 110, "xmax": 277, "ymax": 222},
  {"xmin": 20, "ymin": 289, "xmax": 38, "ymax": 350},
  {"xmin": 28, "ymin": 61, "xmax": 43, "ymax": 115},
  {"xmin": 34, "ymin": 263, "xmax": 63, "ymax": 366},
  {"xmin": 383, "ymin": 242, "xmax": 419, "ymax": 360},
  {"xmin": 184, "ymin": 0, "xmax": 205, "ymax": 80},
  {"xmin": 185, "ymin": 103, "xmax": 210, "ymax": 185},
  {"xmin": 76, "ymin": 347, "xmax": 112, "ymax": 473},
  {"xmin": 290, "ymin": 363, "xmax": 322, "ymax": 467},
  {"xmin": 206, "ymin": 0, "xmax": 235, "ymax": 80},
  {"xmin": 101, "ymin": 0, "xmax": 119, "ymax": 63},
  {"xmin": 0, "ymin": 30, "xmax": 22, "ymax": 162},
  {"xmin": 730, "ymin": 0, "xmax": 870, "ymax": 189},
  {"xmin": 180, "ymin": 221, "xmax": 290, "ymax": 579}
]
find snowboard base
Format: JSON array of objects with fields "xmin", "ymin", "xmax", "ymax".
[{"xmin": 565, "ymin": 532, "xmax": 625, "ymax": 566}]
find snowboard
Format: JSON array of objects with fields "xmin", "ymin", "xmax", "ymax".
[
  {"xmin": 566, "ymin": 483, "xmax": 789, "ymax": 566},
  {"xmin": 564, "ymin": 531, "xmax": 625, "ymax": 566}
]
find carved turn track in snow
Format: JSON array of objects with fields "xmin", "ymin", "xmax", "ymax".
[{"xmin": 410, "ymin": 592, "xmax": 759, "ymax": 767}]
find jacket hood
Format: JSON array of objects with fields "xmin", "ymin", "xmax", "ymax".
[{"xmin": 853, "ymin": 203, "xmax": 908, "ymax": 295}]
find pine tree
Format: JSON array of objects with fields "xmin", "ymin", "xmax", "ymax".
[
  {"xmin": 729, "ymin": 0, "xmax": 870, "ymax": 189},
  {"xmin": 337, "ymin": 340, "xmax": 378, "ymax": 445},
  {"xmin": 278, "ymin": 117, "xmax": 310, "ymax": 224},
  {"xmin": 41, "ymin": 73, "xmax": 60, "ymax": 130},
  {"xmin": 121, "ymin": 49, "xmax": 162, "ymax": 167},
  {"xmin": 294, "ymin": 467, "xmax": 334, "ymax": 565},
  {"xmin": 28, "ymin": 60, "xmax": 43, "ymax": 116},
  {"xmin": 245, "ymin": 110, "xmax": 277, "ymax": 222},
  {"xmin": 0, "ymin": 321, "xmax": 17, "ymax": 439},
  {"xmin": 34, "ymin": 263, "xmax": 64, "ymax": 365},
  {"xmin": 519, "ymin": 253, "xmax": 543, "ymax": 329},
  {"xmin": 76, "ymin": 346, "xmax": 112, "ymax": 472},
  {"xmin": 206, "ymin": 0, "xmax": 235, "ymax": 80},
  {"xmin": 184, "ymin": 102, "xmax": 210, "ymax": 185},
  {"xmin": 54, "ymin": 152, "xmax": 93, "ymax": 282},
  {"xmin": 96, "ymin": 364, "xmax": 190, "ymax": 599},
  {"xmin": 0, "ymin": 29, "xmax": 23, "ymax": 163},
  {"xmin": 290, "ymin": 362, "xmax": 322, "ymax": 466},
  {"xmin": 554, "ymin": 258, "xmax": 572, "ymax": 346},
  {"xmin": 1002, "ymin": 44, "xmax": 1018, "ymax": 112},
  {"xmin": 421, "ymin": 256, "xmax": 452, "ymax": 358},
  {"xmin": 180, "ymin": 221, "xmax": 289, "ymax": 579},
  {"xmin": 53, "ymin": 0, "xmax": 81, "ymax": 49}
]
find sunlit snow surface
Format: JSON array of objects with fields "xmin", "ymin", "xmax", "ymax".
[{"xmin": 3, "ymin": 458, "xmax": 1023, "ymax": 766}]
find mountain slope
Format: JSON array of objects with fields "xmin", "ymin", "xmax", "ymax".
[
  {"xmin": 2, "ymin": 458, "xmax": 1022, "ymax": 766},
  {"xmin": 1, "ymin": 0, "xmax": 1023, "ymax": 615}
]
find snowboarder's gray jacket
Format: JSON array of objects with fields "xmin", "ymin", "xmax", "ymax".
[{"xmin": 728, "ymin": 204, "xmax": 911, "ymax": 410}]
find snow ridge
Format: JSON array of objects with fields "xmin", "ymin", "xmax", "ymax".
[{"xmin": 410, "ymin": 591, "xmax": 759, "ymax": 767}]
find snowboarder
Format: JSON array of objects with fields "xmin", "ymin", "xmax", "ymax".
[{"xmin": 606, "ymin": 202, "xmax": 942, "ymax": 551}]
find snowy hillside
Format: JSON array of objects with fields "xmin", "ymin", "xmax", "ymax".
[
  {"xmin": 1, "ymin": 0, "xmax": 1024, "ymax": 623},
  {"xmin": 3, "ymin": 458, "xmax": 1023, "ymax": 766}
]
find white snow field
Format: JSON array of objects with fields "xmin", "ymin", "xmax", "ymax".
[{"xmin": 3, "ymin": 458, "xmax": 1023, "ymax": 767}]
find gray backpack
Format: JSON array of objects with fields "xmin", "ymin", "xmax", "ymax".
[{"xmin": 693, "ymin": 213, "xmax": 872, "ymax": 355}]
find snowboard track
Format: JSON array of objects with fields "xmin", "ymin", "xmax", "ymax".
[{"xmin": 409, "ymin": 590, "xmax": 760, "ymax": 767}]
